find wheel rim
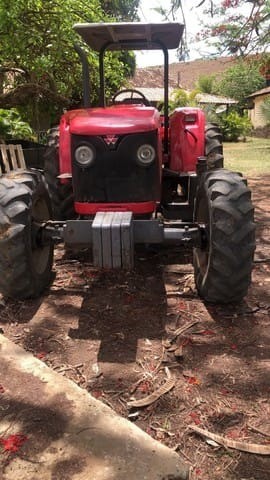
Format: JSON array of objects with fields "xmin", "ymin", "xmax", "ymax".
[{"xmin": 194, "ymin": 194, "xmax": 211, "ymax": 284}]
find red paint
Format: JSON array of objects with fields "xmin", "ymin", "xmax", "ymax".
[
  {"xmin": 64, "ymin": 105, "xmax": 160, "ymax": 136},
  {"xmin": 59, "ymin": 116, "xmax": 72, "ymax": 183},
  {"xmin": 58, "ymin": 105, "xmax": 161, "ymax": 185},
  {"xmin": 74, "ymin": 201, "xmax": 156, "ymax": 215},
  {"xmin": 169, "ymin": 107, "xmax": 205, "ymax": 172}
]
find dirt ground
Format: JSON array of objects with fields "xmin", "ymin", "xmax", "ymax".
[{"xmin": 0, "ymin": 174, "xmax": 269, "ymax": 480}]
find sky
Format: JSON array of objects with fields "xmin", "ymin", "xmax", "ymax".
[
  {"xmin": 136, "ymin": 0, "xmax": 252, "ymax": 68},
  {"xmin": 136, "ymin": 0, "xmax": 204, "ymax": 67}
]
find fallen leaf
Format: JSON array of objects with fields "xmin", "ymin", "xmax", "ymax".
[
  {"xmin": 187, "ymin": 377, "xmax": 201, "ymax": 385},
  {"xmin": 92, "ymin": 390, "xmax": 103, "ymax": 399},
  {"xmin": 35, "ymin": 352, "xmax": 46, "ymax": 360},
  {"xmin": 230, "ymin": 344, "xmax": 238, "ymax": 350},
  {"xmin": 181, "ymin": 337, "xmax": 193, "ymax": 347},
  {"xmin": 201, "ymin": 329, "xmax": 216, "ymax": 335},
  {"xmin": 138, "ymin": 381, "xmax": 151, "ymax": 393},
  {"xmin": 177, "ymin": 301, "xmax": 187, "ymax": 310},
  {"xmin": 227, "ymin": 428, "xmax": 242, "ymax": 439},
  {"xmin": 206, "ymin": 438, "xmax": 220, "ymax": 447},
  {"xmin": 92, "ymin": 363, "xmax": 99, "ymax": 375},
  {"xmin": 125, "ymin": 294, "xmax": 134, "ymax": 304},
  {"xmin": 220, "ymin": 388, "xmax": 230, "ymax": 395},
  {"xmin": 0, "ymin": 385, "xmax": 5, "ymax": 394},
  {"xmin": 189, "ymin": 412, "xmax": 201, "ymax": 425},
  {"xmin": 0, "ymin": 434, "xmax": 28, "ymax": 453}
]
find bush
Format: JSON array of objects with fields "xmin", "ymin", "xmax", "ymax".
[
  {"xmin": 0, "ymin": 109, "xmax": 34, "ymax": 141},
  {"xmin": 218, "ymin": 111, "xmax": 252, "ymax": 141}
]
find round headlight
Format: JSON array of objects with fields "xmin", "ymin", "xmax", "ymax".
[
  {"xmin": 136, "ymin": 144, "xmax": 155, "ymax": 166},
  {"xmin": 75, "ymin": 145, "xmax": 95, "ymax": 166}
]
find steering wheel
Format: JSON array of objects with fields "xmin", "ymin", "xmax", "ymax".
[{"xmin": 112, "ymin": 89, "xmax": 151, "ymax": 106}]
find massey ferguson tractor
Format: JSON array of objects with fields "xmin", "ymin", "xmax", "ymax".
[{"xmin": 0, "ymin": 22, "xmax": 255, "ymax": 303}]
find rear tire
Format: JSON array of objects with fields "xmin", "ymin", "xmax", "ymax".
[
  {"xmin": 0, "ymin": 171, "xmax": 53, "ymax": 299},
  {"xmin": 193, "ymin": 169, "xmax": 255, "ymax": 303},
  {"xmin": 44, "ymin": 127, "xmax": 75, "ymax": 220},
  {"xmin": 205, "ymin": 123, "xmax": 224, "ymax": 169}
]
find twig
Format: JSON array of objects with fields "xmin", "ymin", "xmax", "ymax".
[
  {"xmin": 177, "ymin": 309, "xmax": 202, "ymax": 321},
  {"xmin": 153, "ymin": 347, "xmax": 166, "ymax": 373},
  {"xmin": 254, "ymin": 258, "xmax": 270, "ymax": 263},
  {"xmin": 128, "ymin": 377, "xmax": 175, "ymax": 408},
  {"xmin": 170, "ymin": 320, "xmax": 199, "ymax": 342},
  {"xmin": 173, "ymin": 445, "xmax": 193, "ymax": 463},
  {"xmin": 189, "ymin": 424, "xmax": 270, "ymax": 455},
  {"xmin": 248, "ymin": 423, "xmax": 270, "ymax": 437}
]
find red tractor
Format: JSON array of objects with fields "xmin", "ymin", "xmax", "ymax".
[{"xmin": 0, "ymin": 22, "xmax": 255, "ymax": 303}]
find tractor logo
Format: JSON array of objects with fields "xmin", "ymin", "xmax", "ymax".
[{"xmin": 103, "ymin": 135, "xmax": 119, "ymax": 147}]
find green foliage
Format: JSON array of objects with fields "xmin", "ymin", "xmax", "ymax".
[
  {"xmin": 196, "ymin": 75, "xmax": 216, "ymax": 94},
  {"xmin": 160, "ymin": 1, "xmax": 270, "ymax": 58},
  {"xmin": 171, "ymin": 89, "xmax": 189, "ymax": 108},
  {"xmin": 219, "ymin": 111, "xmax": 252, "ymax": 142},
  {"xmin": 170, "ymin": 88, "xmax": 200, "ymax": 111},
  {"xmin": 215, "ymin": 61, "xmax": 265, "ymax": 110},
  {"xmin": 0, "ymin": 109, "xmax": 34, "ymax": 140},
  {"xmin": 200, "ymin": 0, "xmax": 270, "ymax": 56},
  {"xmin": 0, "ymin": 0, "xmax": 139, "ymax": 128},
  {"xmin": 261, "ymin": 97, "xmax": 270, "ymax": 124},
  {"xmin": 102, "ymin": 0, "xmax": 139, "ymax": 20}
]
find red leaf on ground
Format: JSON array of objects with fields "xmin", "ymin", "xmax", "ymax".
[
  {"xmin": 227, "ymin": 428, "xmax": 241, "ymax": 439},
  {"xmin": 230, "ymin": 344, "xmax": 238, "ymax": 350},
  {"xmin": 189, "ymin": 412, "xmax": 201, "ymax": 425},
  {"xmin": 187, "ymin": 376, "xmax": 201, "ymax": 385},
  {"xmin": 0, "ymin": 434, "xmax": 28, "ymax": 453},
  {"xmin": 220, "ymin": 388, "xmax": 230, "ymax": 395},
  {"xmin": 177, "ymin": 301, "xmax": 187, "ymax": 310},
  {"xmin": 125, "ymin": 294, "xmax": 134, "ymax": 304},
  {"xmin": 138, "ymin": 381, "xmax": 151, "ymax": 393},
  {"xmin": 195, "ymin": 468, "xmax": 202, "ymax": 476},
  {"xmin": 35, "ymin": 352, "xmax": 47, "ymax": 360},
  {"xmin": 0, "ymin": 385, "xmax": 5, "ymax": 394},
  {"xmin": 201, "ymin": 329, "xmax": 215, "ymax": 335},
  {"xmin": 92, "ymin": 390, "xmax": 103, "ymax": 398},
  {"xmin": 181, "ymin": 337, "xmax": 193, "ymax": 347}
]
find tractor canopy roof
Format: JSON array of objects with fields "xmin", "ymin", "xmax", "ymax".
[{"xmin": 73, "ymin": 22, "xmax": 184, "ymax": 52}]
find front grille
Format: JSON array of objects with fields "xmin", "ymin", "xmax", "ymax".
[{"xmin": 71, "ymin": 131, "xmax": 160, "ymax": 203}]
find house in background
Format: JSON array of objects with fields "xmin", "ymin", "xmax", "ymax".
[
  {"xmin": 195, "ymin": 93, "xmax": 238, "ymax": 112},
  {"xmin": 115, "ymin": 87, "xmax": 174, "ymax": 107},
  {"xmin": 247, "ymin": 86, "xmax": 270, "ymax": 128}
]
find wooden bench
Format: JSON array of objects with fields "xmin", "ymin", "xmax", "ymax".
[{"xmin": 0, "ymin": 144, "xmax": 26, "ymax": 176}]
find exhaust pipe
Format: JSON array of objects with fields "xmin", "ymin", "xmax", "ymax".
[{"xmin": 74, "ymin": 44, "xmax": 91, "ymax": 108}]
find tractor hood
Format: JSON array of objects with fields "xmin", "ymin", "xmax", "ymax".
[{"xmin": 64, "ymin": 105, "xmax": 160, "ymax": 135}]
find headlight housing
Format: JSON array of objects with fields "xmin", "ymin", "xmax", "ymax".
[
  {"xmin": 136, "ymin": 144, "xmax": 155, "ymax": 166},
  {"xmin": 75, "ymin": 144, "xmax": 95, "ymax": 166}
]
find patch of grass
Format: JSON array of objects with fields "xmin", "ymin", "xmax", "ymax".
[{"xmin": 223, "ymin": 137, "xmax": 270, "ymax": 175}]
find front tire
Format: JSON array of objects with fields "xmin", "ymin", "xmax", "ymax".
[
  {"xmin": 44, "ymin": 127, "xmax": 75, "ymax": 220},
  {"xmin": 0, "ymin": 171, "xmax": 54, "ymax": 299},
  {"xmin": 193, "ymin": 169, "xmax": 255, "ymax": 303}
]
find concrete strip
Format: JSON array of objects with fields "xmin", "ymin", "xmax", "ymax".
[{"xmin": 0, "ymin": 335, "xmax": 190, "ymax": 480}]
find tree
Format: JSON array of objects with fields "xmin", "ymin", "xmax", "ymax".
[
  {"xmin": 199, "ymin": 0, "xmax": 270, "ymax": 56},
  {"xmin": 215, "ymin": 59, "xmax": 265, "ymax": 109},
  {"xmin": 0, "ymin": 0, "xmax": 139, "ymax": 129},
  {"xmin": 103, "ymin": 0, "xmax": 139, "ymax": 20},
  {"xmin": 196, "ymin": 75, "xmax": 216, "ymax": 94},
  {"xmin": 157, "ymin": 1, "xmax": 270, "ymax": 58}
]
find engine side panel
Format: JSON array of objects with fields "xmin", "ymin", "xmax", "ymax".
[{"xmin": 169, "ymin": 108, "xmax": 205, "ymax": 172}]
